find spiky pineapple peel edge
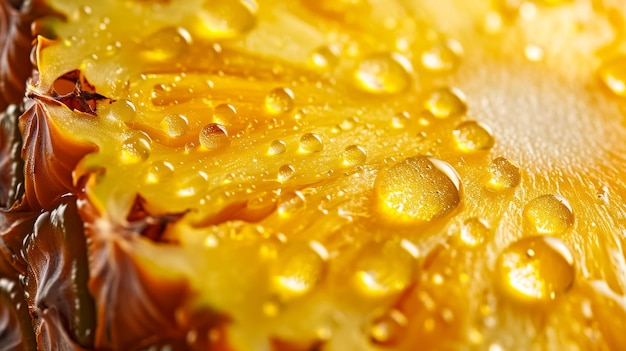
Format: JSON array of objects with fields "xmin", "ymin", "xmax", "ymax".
[{"xmin": 3, "ymin": 0, "xmax": 626, "ymax": 350}]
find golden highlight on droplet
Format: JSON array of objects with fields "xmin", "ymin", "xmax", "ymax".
[
  {"xmin": 523, "ymin": 194, "xmax": 574, "ymax": 235},
  {"xmin": 374, "ymin": 156, "xmax": 462, "ymax": 225},
  {"xmin": 271, "ymin": 241, "xmax": 329, "ymax": 299},
  {"xmin": 496, "ymin": 236, "xmax": 576, "ymax": 302}
]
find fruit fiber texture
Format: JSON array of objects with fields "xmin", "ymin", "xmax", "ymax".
[{"xmin": 1, "ymin": 0, "xmax": 626, "ymax": 350}]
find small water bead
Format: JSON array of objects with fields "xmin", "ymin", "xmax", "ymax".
[
  {"xmin": 299, "ymin": 133, "xmax": 323, "ymax": 153},
  {"xmin": 421, "ymin": 39, "xmax": 463, "ymax": 73},
  {"xmin": 424, "ymin": 87, "xmax": 467, "ymax": 119},
  {"xmin": 486, "ymin": 157, "xmax": 521, "ymax": 191},
  {"xmin": 277, "ymin": 164, "xmax": 295, "ymax": 183},
  {"xmin": 146, "ymin": 160, "xmax": 175, "ymax": 183},
  {"xmin": 375, "ymin": 156, "xmax": 462, "ymax": 225},
  {"xmin": 265, "ymin": 87, "xmax": 295, "ymax": 114},
  {"xmin": 213, "ymin": 103, "xmax": 237, "ymax": 124},
  {"xmin": 310, "ymin": 45, "xmax": 340, "ymax": 68},
  {"xmin": 160, "ymin": 114, "xmax": 189, "ymax": 137},
  {"xmin": 342, "ymin": 145, "xmax": 367, "ymax": 167},
  {"xmin": 120, "ymin": 132, "xmax": 151, "ymax": 164},
  {"xmin": 452, "ymin": 121, "xmax": 495, "ymax": 152},
  {"xmin": 523, "ymin": 194, "xmax": 574, "ymax": 235},
  {"xmin": 141, "ymin": 26, "xmax": 192, "ymax": 61},
  {"xmin": 199, "ymin": 123, "xmax": 229, "ymax": 150},
  {"xmin": 199, "ymin": 0, "xmax": 258, "ymax": 39},
  {"xmin": 496, "ymin": 236, "xmax": 575, "ymax": 302},
  {"xmin": 277, "ymin": 191, "xmax": 306, "ymax": 216},
  {"xmin": 391, "ymin": 111, "xmax": 410, "ymax": 129},
  {"xmin": 105, "ymin": 99, "xmax": 136, "ymax": 122},
  {"xmin": 459, "ymin": 218, "xmax": 490, "ymax": 247},
  {"xmin": 272, "ymin": 241, "xmax": 328, "ymax": 298},
  {"xmin": 369, "ymin": 309, "xmax": 408, "ymax": 346},
  {"xmin": 268, "ymin": 140, "xmax": 286, "ymax": 155},
  {"xmin": 354, "ymin": 52, "xmax": 412, "ymax": 94},
  {"xmin": 353, "ymin": 239, "xmax": 418, "ymax": 295},
  {"xmin": 599, "ymin": 57, "xmax": 626, "ymax": 97}
]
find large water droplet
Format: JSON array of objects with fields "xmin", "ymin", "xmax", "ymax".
[
  {"xmin": 497, "ymin": 236, "xmax": 575, "ymax": 302},
  {"xmin": 272, "ymin": 241, "xmax": 328, "ymax": 298},
  {"xmin": 453, "ymin": 120, "xmax": 495, "ymax": 152},
  {"xmin": 424, "ymin": 87, "xmax": 467, "ymax": 118},
  {"xmin": 354, "ymin": 239, "xmax": 418, "ymax": 295},
  {"xmin": 141, "ymin": 26, "xmax": 192, "ymax": 61},
  {"xmin": 160, "ymin": 113, "xmax": 189, "ymax": 137},
  {"xmin": 459, "ymin": 218, "xmax": 490, "ymax": 247},
  {"xmin": 199, "ymin": 0, "xmax": 258, "ymax": 39},
  {"xmin": 265, "ymin": 87, "xmax": 295, "ymax": 115},
  {"xmin": 421, "ymin": 39, "xmax": 463, "ymax": 73},
  {"xmin": 213, "ymin": 103, "xmax": 237, "ymax": 124},
  {"xmin": 375, "ymin": 156, "xmax": 462, "ymax": 225},
  {"xmin": 104, "ymin": 99, "xmax": 136, "ymax": 122},
  {"xmin": 199, "ymin": 123, "xmax": 229, "ymax": 150},
  {"xmin": 354, "ymin": 52, "xmax": 412, "ymax": 94},
  {"xmin": 268, "ymin": 139, "xmax": 287, "ymax": 155},
  {"xmin": 277, "ymin": 164, "xmax": 295, "ymax": 183},
  {"xmin": 486, "ymin": 157, "xmax": 521, "ymax": 191},
  {"xmin": 599, "ymin": 56, "xmax": 626, "ymax": 97},
  {"xmin": 342, "ymin": 145, "xmax": 367, "ymax": 167},
  {"xmin": 121, "ymin": 132, "xmax": 151, "ymax": 163},
  {"xmin": 146, "ymin": 160, "xmax": 175, "ymax": 184},
  {"xmin": 299, "ymin": 133, "xmax": 323, "ymax": 153},
  {"xmin": 523, "ymin": 194, "xmax": 574, "ymax": 235},
  {"xmin": 369, "ymin": 309, "xmax": 408, "ymax": 346}
]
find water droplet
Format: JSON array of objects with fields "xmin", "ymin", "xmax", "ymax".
[
  {"xmin": 268, "ymin": 139, "xmax": 287, "ymax": 155},
  {"xmin": 497, "ymin": 236, "xmax": 575, "ymax": 301},
  {"xmin": 391, "ymin": 111, "xmax": 410, "ymax": 129},
  {"xmin": 277, "ymin": 191, "xmax": 306, "ymax": 216},
  {"xmin": 452, "ymin": 120, "xmax": 495, "ymax": 152},
  {"xmin": 199, "ymin": 123, "xmax": 229, "ymax": 150},
  {"xmin": 354, "ymin": 239, "xmax": 418, "ymax": 295},
  {"xmin": 421, "ymin": 39, "xmax": 463, "ymax": 73},
  {"xmin": 342, "ymin": 145, "xmax": 367, "ymax": 167},
  {"xmin": 277, "ymin": 164, "xmax": 295, "ymax": 183},
  {"xmin": 369, "ymin": 309, "xmax": 407, "ymax": 346},
  {"xmin": 424, "ymin": 87, "xmax": 467, "ymax": 118},
  {"xmin": 486, "ymin": 157, "xmax": 521, "ymax": 191},
  {"xmin": 599, "ymin": 56, "xmax": 626, "ymax": 97},
  {"xmin": 375, "ymin": 156, "xmax": 462, "ymax": 225},
  {"xmin": 121, "ymin": 132, "xmax": 151, "ymax": 163},
  {"xmin": 160, "ymin": 114, "xmax": 189, "ymax": 137},
  {"xmin": 213, "ymin": 103, "xmax": 237, "ymax": 124},
  {"xmin": 199, "ymin": 0, "xmax": 258, "ymax": 39},
  {"xmin": 299, "ymin": 133, "xmax": 323, "ymax": 153},
  {"xmin": 141, "ymin": 26, "xmax": 192, "ymax": 61},
  {"xmin": 265, "ymin": 87, "xmax": 295, "ymax": 114},
  {"xmin": 523, "ymin": 194, "xmax": 574, "ymax": 235},
  {"xmin": 105, "ymin": 99, "xmax": 136, "ymax": 122},
  {"xmin": 524, "ymin": 45, "xmax": 544, "ymax": 62},
  {"xmin": 354, "ymin": 52, "xmax": 412, "ymax": 94},
  {"xmin": 146, "ymin": 160, "xmax": 175, "ymax": 184},
  {"xmin": 272, "ymin": 241, "xmax": 328, "ymax": 298},
  {"xmin": 310, "ymin": 45, "xmax": 340, "ymax": 68},
  {"xmin": 459, "ymin": 218, "xmax": 490, "ymax": 247}
]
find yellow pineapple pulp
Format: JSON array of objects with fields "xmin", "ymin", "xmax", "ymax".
[{"xmin": 1, "ymin": 0, "xmax": 626, "ymax": 350}]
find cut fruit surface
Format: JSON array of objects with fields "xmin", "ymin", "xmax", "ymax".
[{"xmin": 1, "ymin": 0, "xmax": 626, "ymax": 350}]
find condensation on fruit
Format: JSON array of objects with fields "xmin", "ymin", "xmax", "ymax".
[
  {"xmin": 342, "ymin": 145, "xmax": 367, "ymax": 167},
  {"xmin": 496, "ymin": 236, "xmax": 576, "ymax": 302},
  {"xmin": 271, "ymin": 241, "xmax": 329, "ymax": 299},
  {"xmin": 424, "ymin": 87, "xmax": 467, "ymax": 119},
  {"xmin": 354, "ymin": 52, "xmax": 412, "ymax": 94},
  {"xmin": 197, "ymin": 0, "xmax": 258, "ymax": 39},
  {"xmin": 213, "ymin": 103, "xmax": 238, "ymax": 125},
  {"xmin": 486, "ymin": 157, "xmax": 521, "ymax": 191},
  {"xmin": 452, "ymin": 120, "xmax": 495, "ymax": 152},
  {"xmin": 265, "ymin": 87, "xmax": 295, "ymax": 115},
  {"xmin": 160, "ymin": 113, "xmax": 189, "ymax": 137},
  {"xmin": 145, "ymin": 160, "xmax": 175, "ymax": 184},
  {"xmin": 141, "ymin": 26, "xmax": 192, "ymax": 61},
  {"xmin": 299, "ymin": 133, "xmax": 324, "ymax": 153},
  {"xmin": 523, "ymin": 194, "xmax": 574, "ymax": 235},
  {"xmin": 374, "ymin": 156, "xmax": 462, "ymax": 225},
  {"xmin": 120, "ymin": 132, "xmax": 152, "ymax": 164},
  {"xmin": 199, "ymin": 123, "xmax": 229, "ymax": 150}
]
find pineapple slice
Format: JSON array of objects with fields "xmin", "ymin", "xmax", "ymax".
[{"xmin": 1, "ymin": 0, "xmax": 626, "ymax": 350}]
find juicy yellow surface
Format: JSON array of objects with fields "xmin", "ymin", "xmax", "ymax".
[{"xmin": 32, "ymin": 0, "xmax": 626, "ymax": 349}]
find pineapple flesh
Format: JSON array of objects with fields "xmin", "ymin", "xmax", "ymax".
[{"xmin": 1, "ymin": 0, "xmax": 626, "ymax": 350}]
